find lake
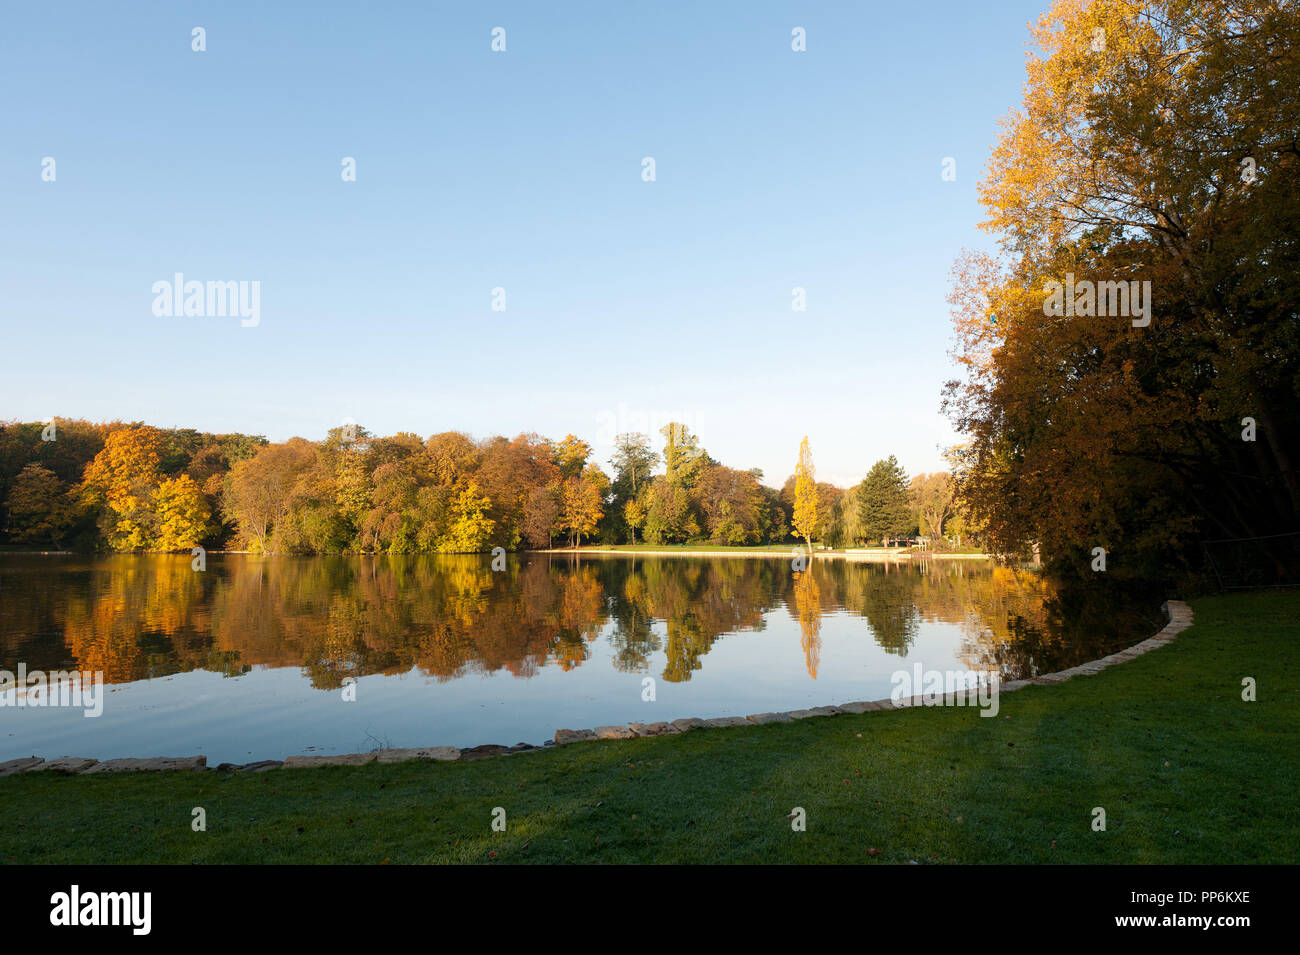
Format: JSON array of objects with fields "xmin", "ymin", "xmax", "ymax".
[{"xmin": 0, "ymin": 554, "xmax": 1163, "ymax": 764}]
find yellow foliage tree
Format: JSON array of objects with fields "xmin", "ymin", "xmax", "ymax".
[
  {"xmin": 561, "ymin": 466, "xmax": 607, "ymax": 547},
  {"xmin": 80, "ymin": 426, "xmax": 165, "ymax": 551},
  {"xmin": 792, "ymin": 566, "xmax": 822, "ymax": 679},
  {"xmin": 155, "ymin": 475, "xmax": 211, "ymax": 550},
  {"xmin": 947, "ymin": 0, "xmax": 1300, "ymax": 575},
  {"xmin": 440, "ymin": 482, "xmax": 495, "ymax": 552},
  {"xmin": 791, "ymin": 436, "xmax": 818, "ymax": 554},
  {"xmin": 623, "ymin": 497, "xmax": 646, "ymax": 544}
]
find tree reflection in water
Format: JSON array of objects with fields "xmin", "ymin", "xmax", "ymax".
[{"xmin": 0, "ymin": 554, "xmax": 1163, "ymax": 687}]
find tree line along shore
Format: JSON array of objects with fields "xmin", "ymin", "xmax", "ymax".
[{"xmin": 0, "ymin": 419, "xmax": 970, "ymax": 559}]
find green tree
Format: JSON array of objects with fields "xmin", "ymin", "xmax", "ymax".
[
  {"xmin": 4, "ymin": 464, "xmax": 78, "ymax": 547},
  {"xmin": 642, "ymin": 479, "xmax": 699, "ymax": 544},
  {"xmin": 660, "ymin": 423, "xmax": 708, "ymax": 488},
  {"xmin": 610, "ymin": 432, "xmax": 658, "ymax": 496},
  {"xmin": 857, "ymin": 456, "xmax": 911, "ymax": 546}
]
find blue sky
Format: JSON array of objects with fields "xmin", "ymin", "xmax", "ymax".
[{"xmin": 1, "ymin": 1, "xmax": 1043, "ymax": 488}]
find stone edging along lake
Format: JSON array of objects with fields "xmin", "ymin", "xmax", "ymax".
[{"xmin": 0, "ymin": 601, "xmax": 1194, "ymax": 779}]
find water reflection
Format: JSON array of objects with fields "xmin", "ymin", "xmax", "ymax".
[{"xmin": 0, "ymin": 554, "xmax": 1160, "ymax": 687}]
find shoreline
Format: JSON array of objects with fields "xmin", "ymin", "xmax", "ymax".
[
  {"xmin": 0, "ymin": 547, "xmax": 997, "ymax": 560},
  {"xmin": 531, "ymin": 547, "xmax": 994, "ymax": 560}
]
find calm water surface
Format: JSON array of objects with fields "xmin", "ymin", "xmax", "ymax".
[{"xmin": 0, "ymin": 554, "xmax": 1163, "ymax": 763}]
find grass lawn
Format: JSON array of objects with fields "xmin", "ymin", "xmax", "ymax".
[{"xmin": 1, "ymin": 591, "xmax": 1295, "ymax": 864}]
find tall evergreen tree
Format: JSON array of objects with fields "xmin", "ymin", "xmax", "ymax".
[{"xmin": 856, "ymin": 456, "xmax": 911, "ymax": 545}]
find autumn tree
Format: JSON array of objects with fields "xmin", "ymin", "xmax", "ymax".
[
  {"xmin": 522, "ymin": 485, "xmax": 560, "ymax": 549},
  {"xmin": 424, "ymin": 431, "xmax": 481, "ymax": 486},
  {"xmin": 791, "ymin": 437, "xmax": 818, "ymax": 553},
  {"xmin": 695, "ymin": 464, "xmax": 766, "ymax": 544},
  {"xmin": 80, "ymin": 426, "xmax": 167, "ymax": 550},
  {"xmin": 154, "ymin": 475, "xmax": 211, "ymax": 550},
  {"xmin": 554, "ymin": 434, "xmax": 593, "ymax": 480},
  {"xmin": 441, "ymin": 482, "xmax": 495, "ymax": 552},
  {"xmin": 623, "ymin": 496, "xmax": 647, "ymax": 544},
  {"xmin": 476, "ymin": 434, "xmax": 560, "ymax": 549},
  {"xmin": 791, "ymin": 565, "xmax": 822, "ymax": 679},
  {"xmin": 225, "ymin": 439, "xmax": 316, "ymax": 554},
  {"xmin": 559, "ymin": 465, "xmax": 607, "ymax": 547},
  {"xmin": 946, "ymin": 0, "xmax": 1300, "ymax": 579},
  {"xmin": 910, "ymin": 473, "xmax": 955, "ymax": 545}
]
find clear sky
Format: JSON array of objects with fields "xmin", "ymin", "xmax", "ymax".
[{"xmin": 1, "ymin": 1, "xmax": 1044, "ymax": 488}]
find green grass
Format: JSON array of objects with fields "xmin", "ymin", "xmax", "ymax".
[{"xmin": 2, "ymin": 591, "xmax": 1295, "ymax": 864}]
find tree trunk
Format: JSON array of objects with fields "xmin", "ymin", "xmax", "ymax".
[{"xmin": 1255, "ymin": 401, "xmax": 1300, "ymax": 521}]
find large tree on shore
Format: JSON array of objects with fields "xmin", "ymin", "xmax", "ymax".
[
  {"xmin": 610, "ymin": 433, "xmax": 658, "ymax": 497},
  {"xmin": 80, "ymin": 426, "xmax": 167, "ymax": 551},
  {"xmin": 857, "ymin": 456, "xmax": 911, "ymax": 546},
  {"xmin": 522, "ymin": 485, "xmax": 560, "ymax": 549},
  {"xmin": 660, "ymin": 423, "xmax": 708, "ymax": 489},
  {"xmin": 225, "ymin": 438, "xmax": 316, "ymax": 554},
  {"xmin": 560, "ymin": 465, "xmax": 607, "ymax": 547},
  {"xmin": 945, "ymin": 0, "xmax": 1300, "ymax": 579},
  {"xmin": 4, "ymin": 464, "xmax": 78, "ymax": 547},
  {"xmin": 911, "ymin": 473, "xmax": 955, "ymax": 543}
]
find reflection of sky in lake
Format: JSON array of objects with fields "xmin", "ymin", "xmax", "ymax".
[
  {"xmin": 0, "ymin": 554, "xmax": 1159, "ymax": 763},
  {"xmin": 4, "ymin": 611, "xmax": 975, "ymax": 763}
]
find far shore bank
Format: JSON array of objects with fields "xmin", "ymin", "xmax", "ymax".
[
  {"xmin": 531, "ymin": 547, "xmax": 995, "ymax": 561},
  {"xmin": 0, "ymin": 547, "xmax": 998, "ymax": 561}
]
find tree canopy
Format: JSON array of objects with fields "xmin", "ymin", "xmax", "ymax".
[{"xmin": 945, "ymin": 0, "xmax": 1300, "ymax": 581}]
